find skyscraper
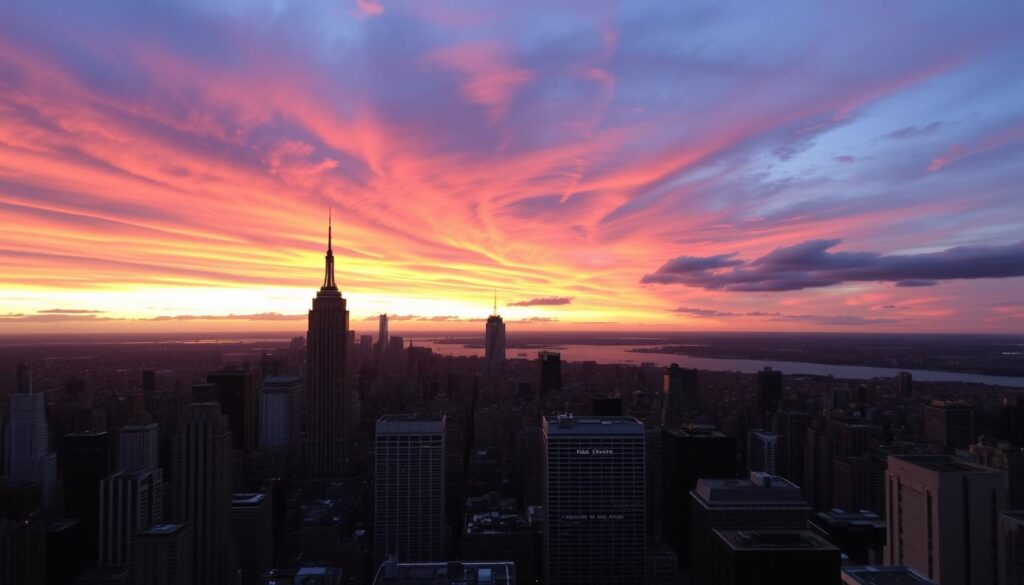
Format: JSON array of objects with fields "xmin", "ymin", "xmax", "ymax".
[
  {"xmin": 374, "ymin": 414, "xmax": 446, "ymax": 563},
  {"xmin": 485, "ymin": 293, "xmax": 506, "ymax": 378},
  {"xmin": 377, "ymin": 314, "xmax": 389, "ymax": 355},
  {"xmin": 885, "ymin": 455, "xmax": 1007, "ymax": 585},
  {"xmin": 544, "ymin": 415, "xmax": 646, "ymax": 585},
  {"xmin": 539, "ymin": 351, "xmax": 561, "ymax": 396},
  {"xmin": 173, "ymin": 402, "xmax": 235, "ymax": 585},
  {"xmin": 924, "ymin": 400, "xmax": 975, "ymax": 451},
  {"xmin": 230, "ymin": 493, "xmax": 273, "ymax": 585},
  {"xmin": 260, "ymin": 375, "xmax": 299, "ymax": 452},
  {"xmin": 1000, "ymin": 511, "xmax": 1024, "ymax": 585},
  {"xmin": 60, "ymin": 430, "xmax": 113, "ymax": 561},
  {"xmin": 133, "ymin": 523, "xmax": 193, "ymax": 585},
  {"xmin": 207, "ymin": 368, "xmax": 257, "ymax": 454},
  {"xmin": 120, "ymin": 422, "xmax": 159, "ymax": 472},
  {"xmin": 661, "ymin": 364, "xmax": 698, "ymax": 430},
  {"xmin": 756, "ymin": 367, "xmax": 783, "ymax": 420},
  {"xmin": 747, "ymin": 431, "xmax": 779, "ymax": 475},
  {"xmin": 3, "ymin": 389, "xmax": 57, "ymax": 511},
  {"xmin": 99, "ymin": 467, "xmax": 164, "ymax": 567},
  {"xmin": 304, "ymin": 215, "xmax": 350, "ymax": 478},
  {"xmin": 689, "ymin": 473, "xmax": 811, "ymax": 585}
]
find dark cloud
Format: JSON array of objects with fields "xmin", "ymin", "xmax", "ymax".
[
  {"xmin": 643, "ymin": 240, "xmax": 1024, "ymax": 292},
  {"xmin": 508, "ymin": 296, "xmax": 574, "ymax": 307},
  {"xmin": 834, "ymin": 155, "xmax": 856, "ymax": 163},
  {"xmin": 885, "ymin": 121, "xmax": 943, "ymax": 140},
  {"xmin": 671, "ymin": 307, "xmax": 902, "ymax": 326},
  {"xmin": 36, "ymin": 308, "xmax": 105, "ymax": 314}
]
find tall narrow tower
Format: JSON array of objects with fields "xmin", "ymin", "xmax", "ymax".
[
  {"xmin": 303, "ymin": 212, "xmax": 350, "ymax": 478},
  {"xmin": 484, "ymin": 290, "xmax": 506, "ymax": 378}
]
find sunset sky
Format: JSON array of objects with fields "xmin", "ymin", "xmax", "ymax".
[{"xmin": 2, "ymin": 1, "xmax": 1023, "ymax": 334}]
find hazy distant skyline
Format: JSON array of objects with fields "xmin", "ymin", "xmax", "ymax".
[{"xmin": 2, "ymin": 1, "xmax": 1023, "ymax": 333}]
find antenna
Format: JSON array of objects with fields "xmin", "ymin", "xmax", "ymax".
[{"xmin": 493, "ymin": 289, "xmax": 497, "ymax": 315}]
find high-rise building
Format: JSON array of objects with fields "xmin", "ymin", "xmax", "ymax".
[
  {"xmin": 842, "ymin": 566, "xmax": 937, "ymax": 585},
  {"xmin": 133, "ymin": 523, "xmax": 193, "ymax": 585},
  {"xmin": 207, "ymin": 369, "xmax": 258, "ymax": 454},
  {"xmin": 60, "ymin": 430, "xmax": 113, "ymax": 561},
  {"xmin": 377, "ymin": 314, "xmax": 389, "ymax": 355},
  {"xmin": 231, "ymin": 493, "xmax": 273, "ymax": 585},
  {"xmin": 374, "ymin": 414, "xmax": 446, "ymax": 563},
  {"xmin": 756, "ymin": 367, "xmax": 784, "ymax": 418},
  {"xmin": 661, "ymin": 364, "xmax": 698, "ymax": 430},
  {"xmin": 99, "ymin": 467, "xmax": 164, "ymax": 567},
  {"xmin": 661, "ymin": 425, "xmax": 736, "ymax": 564},
  {"xmin": 120, "ymin": 422, "xmax": 159, "ymax": 471},
  {"xmin": 774, "ymin": 411, "xmax": 811, "ymax": 488},
  {"xmin": 884, "ymin": 455, "xmax": 1007, "ymax": 585},
  {"xmin": 484, "ymin": 294, "xmax": 506, "ymax": 378},
  {"xmin": 539, "ymin": 351, "xmax": 561, "ymax": 396},
  {"xmin": 3, "ymin": 390, "xmax": 57, "ymax": 511},
  {"xmin": 1000, "ymin": 511, "xmax": 1024, "ymax": 585},
  {"xmin": 372, "ymin": 560, "xmax": 516, "ymax": 585},
  {"xmin": 747, "ymin": 431, "xmax": 779, "ymax": 475},
  {"xmin": 304, "ymin": 216, "xmax": 350, "ymax": 479},
  {"xmin": 924, "ymin": 400, "xmax": 976, "ymax": 451},
  {"xmin": 260, "ymin": 376, "xmax": 299, "ymax": 452},
  {"xmin": 810, "ymin": 508, "xmax": 886, "ymax": 566},
  {"xmin": 897, "ymin": 371, "xmax": 914, "ymax": 398},
  {"xmin": 544, "ymin": 415, "xmax": 646, "ymax": 585},
  {"xmin": 689, "ymin": 473, "xmax": 811, "ymax": 585},
  {"xmin": 173, "ymin": 402, "xmax": 235, "ymax": 585},
  {"xmin": 709, "ymin": 530, "xmax": 840, "ymax": 585}
]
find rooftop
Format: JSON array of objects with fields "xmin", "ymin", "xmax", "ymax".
[
  {"xmin": 232, "ymin": 492, "xmax": 267, "ymax": 506},
  {"xmin": 842, "ymin": 565, "xmax": 937, "ymax": 585},
  {"xmin": 264, "ymin": 375, "xmax": 301, "ymax": 385},
  {"xmin": 693, "ymin": 474, "xmax": 808, "ymax": 506},
  {"xmin": 813, "ymin": 509, "xmax": 885, "ymax": 530},
  {"xmin": 891, "ymin": 454, "xmax": 995, "ymax": 474},
  {"xmin": 377, "ymin": 414, "xmax": 445, "ymax": 435},
  {"xmin": 665, "ymin": 424, "xmax": 728, "ymax": 439},
  {"xmin": 373, "ymin": 561, "xmax": 515, "ymax": 585},
  {"xmin": 714, "ymin": 530, "xmax": 838, "ymax": 552},
  {"xmin": 545, "ymin": 414, "xmax": 644, "ymax": 436},
  {"xmin": 140, "ymin": 523, "xmax": 187, "ymax": 536}
]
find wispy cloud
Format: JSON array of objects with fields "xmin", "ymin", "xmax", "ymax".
[{"xmin": 508, "ymin": 296, "xmax": 574, "ymax": 307}]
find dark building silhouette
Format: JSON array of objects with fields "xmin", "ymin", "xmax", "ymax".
[
  {"xmin": 374, "ymin": 414, "xmax": 446, "ymax": 563},
  {"xmin": 924, "ymin": 400, "xmax": 975, "ymax": 451},
  {"xmin": 756, "ymin": 367, "xmax": 783, "ymax": 420},
  {"xmin": 484, "ymin": 293, "xmax": 506, "ymax": 378},
  {"xmin": 773, "ymin": 410, "xmax": 810, "ymax": 488},
  {"xmin": 207, "ymin": 369, "xmax": 257, "ymax": 454},
  {"xmin": 377, "ymin": 314, "xmax": 389, "ymax": 356},
  {"xmin": 897, "ymin": 371, "xmax": 913, "ymax": 398},
  {"xmin": 372, "ymin": 560, "xmax": 516, "ymax": 585},
  {"xmin": 709, "ymin": 529, "xmax": 840, "ymax": 585},
  {"xmin": 231, "ymin": 493, "xmax": 272, "ymax": 585},
  {"xmin": 662, "ymin": 425, "xmax": 735, "ymax": 565},
  {"xmin": 133, "ymin": 523, "xmax": 193, "ymax": 585},
  {"xmin": 661, "ymin": 364, "xmax": 698, "ymax": 430},
  {"xmin": 1001, "ymin": 511, "xmax": 1024, "ymax": 585},
  {"xmin": 173, "ymin": 402, "xmax": 235, "ymax": 585},
  {"xmin": 809, "ymin": 508, "xmax": 885, "ymax": 566},
  {"xmin": 60, "ymin": 430, "xmax": 113, "ymax": 561},
  {"xmin": 746, "ymin": 431, "xmax": 779, "ymax": 475},
  {"xmin": 591, "ymin": 395, "xmax": 623, "ymax": 416},
  {"xmin": 303, "ymin": 216, "xmax": 350, "ymax": 478},
  {"xmin": 544, "ymin": 415, "xmax": 645, "ymax": 585},
  {"xmin": 539, "ymin": 351, "xmax": 561, "ymax": 396},
  {"xmin": 689, "ymin": 473, "xmax": 810, "ymax": 585}
]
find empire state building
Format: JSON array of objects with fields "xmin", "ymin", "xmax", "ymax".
[{"xmin": 303, "ymin": 214, "xmax": 349, "ymax": 478}]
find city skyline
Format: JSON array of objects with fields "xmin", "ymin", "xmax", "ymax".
[{"xmin": 2, "ymin": 2, "xmax": 1024, "ymax": 334}]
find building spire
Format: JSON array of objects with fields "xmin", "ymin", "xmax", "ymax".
[
  {"xmin": 323, "ymin": 209, "xmax": 337, "ymax": 289},
  {"xmin": 493, "ymin": 289, "xmax": 498, "ymax": 316}
]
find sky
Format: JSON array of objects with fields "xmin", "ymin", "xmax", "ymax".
[{"xmin": 1, "ymin": 0, "xmax": 1023, "ymax": 334}]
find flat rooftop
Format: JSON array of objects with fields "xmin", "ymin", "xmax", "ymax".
[
  {"xmin": 891, "ymin": 454, "xmax": 994, "ymax": 474},
  {"xmin": 232, "ymin": 492, "xmax": 267, "ymax": 506},
  {"xmin": 842, "ymin": 565, "xmax": 937, "ymax": 585},
  {"xmin": 373, "ymin": 561, "xmax": 515, "ymax": 585},
  {"xmin": 664, "ymin": 424, "xmax": 728, "ymax": 439},
  {"xmin": 694, "ymin": 474, "xmax": 808, "ymax": 506},
  {"xmin": 545, "ymin": 415, "xmax": 644, "ymax": 435},
  {"xmin": 140, "ymin": 523, "xmax": 187, "ymax": 536},
  {"xmin": 377, "ymin": 414, "xmax": 445, "ymax": 434},
  {"xmin": 714, "ymin": 530, "xmax": 838, "ymax": 552}
]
